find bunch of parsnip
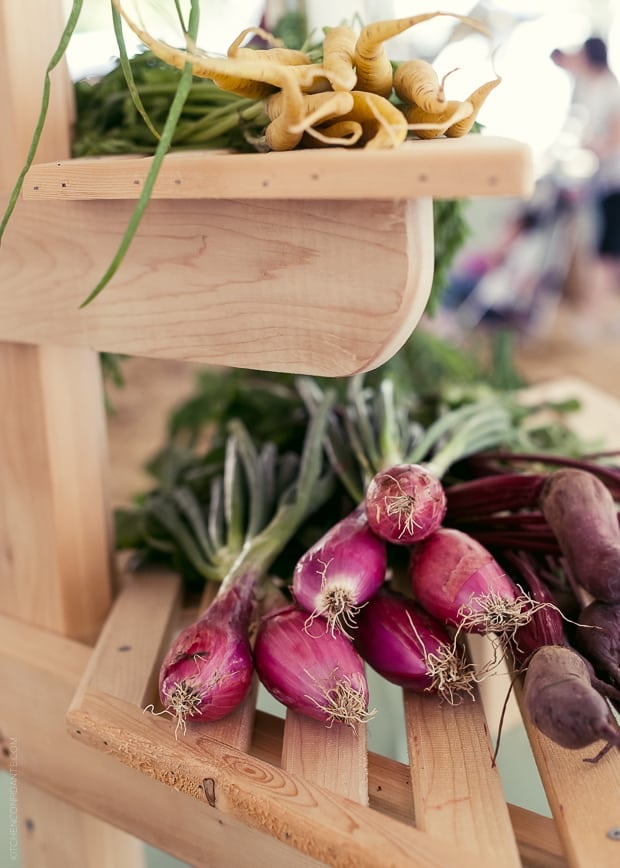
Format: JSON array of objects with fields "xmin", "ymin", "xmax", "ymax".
[{"xmin": 112, "ymin": 1, "xmax": 500, "ymax": 151}]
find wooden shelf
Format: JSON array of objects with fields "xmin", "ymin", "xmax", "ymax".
[
  {"xmin": 22, "ymin": 136, "xmax": 533, "ymax": 202},
  {"xmin": 65, "ymin": 568, "xmax": 549, "ymax": 868},
  {"xmin": 0, "ymin": 136, "xmax": 532, "ymax": 377}
]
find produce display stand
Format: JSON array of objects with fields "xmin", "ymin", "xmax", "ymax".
[{"xmin": 1, "ymin": 3, "xmax": 619, "ymax": 866}]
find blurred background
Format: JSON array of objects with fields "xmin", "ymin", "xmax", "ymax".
[{"xmin": 3, "ymin": 1, "xmax": 620, "ymax": 865}]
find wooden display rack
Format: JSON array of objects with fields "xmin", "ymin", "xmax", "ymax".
[{"xmin": 1, "ymin": 3, "xmax": 619, "ymax": 866}]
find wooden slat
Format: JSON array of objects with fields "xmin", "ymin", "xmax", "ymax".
[
  {"xmin": 21, "ymin": 136, "xmax": 533, "ymax": 201},
  {"xmin": 69, "ymin": 690, "xmax": 484, "ymax": 868},
  {"xmin": 282, "ymin": 711, "xmax": 369, "ymax": 805},
  {"xmin": 507, "ymin": 804, "xmax": 567, "ymax": 868},
  {"xmin": 404, "ymin": 690, "xmax": 522, "ymax": 866},
  {"xmin": 0, "ymin": 342, "xmax": 114, "ymax": 643},
  {"xmin": 0, "ymin": 195, "xmax": 434, "ymax": 377},
  {"xmin": 517, "ymin": 684, "xmax": 620, "ymax": 868},
  {"xmin": 0, "ymin": 0, "xmax": 134, "ymax": 860},
  {"xmin": 0, "ymin": 609, "xmax": 566, "ymax": 867},
  {"xmin": 0, "ymin": 613, "xmax": 321, "ymax": 868},
  {"xmin": 516, "ymin": 376, "xmax": 620, "ymax": 867},
  {"xmin": 17, "ymin": 782, "xmax": 145, "ymax": 868},
  {"xmin": 69, "ymin": 569, "xmax": 182, "ymax": 709}
]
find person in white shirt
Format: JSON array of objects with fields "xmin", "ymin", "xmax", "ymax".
[{"xmin": 551, "ymin": 37, "xmax": 620, "ymax": 338}]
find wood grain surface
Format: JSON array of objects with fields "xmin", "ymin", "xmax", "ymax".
[
  {"xmin": 21, "ymin": 136, "xmax": 533, "ymax": 202},
  {"xmin": 0, "ymin": 195, "xmax": 434, "ymax": 375}
]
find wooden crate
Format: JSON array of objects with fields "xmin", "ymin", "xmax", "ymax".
[{"xmin": 1, "ymin": 3, "xmax": 618, "ymax": 864}]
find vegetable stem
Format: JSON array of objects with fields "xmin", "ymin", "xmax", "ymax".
[
  {"xmin": 79, "ymin": 0, "xmax": 202, "ymax": 308},
  {"xmin": 0, "ymin": 0, "xmax": 84, "ymax": 244}
]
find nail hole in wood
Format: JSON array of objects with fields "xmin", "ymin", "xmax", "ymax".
[{"xmin": 203, "ymin": 778, "xmax": 216, "ymax": 807}]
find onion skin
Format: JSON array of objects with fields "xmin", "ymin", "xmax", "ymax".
[
  {"xmin": 575, "ymin": 600, "xmax": 620, "ymax": 689},
  {"xmin": 409, "ymin": 527, "xmax": 519, "ymax": 631},
  {"xmin": 159, "ymin": 579, "xmax": 254, "ymax": 724},
  {"xmin": 539, "ymin": 468, "xmax": 620, "ymax": 603},
  {"xmin": 354, "ymin": 589, "xmax": 453, "ymax": 691},
  {"xmin": 523, "ymin": 645, "xmax": 620, "ymax": 752},
  {"xmin": 253, "ymin": 605, "xmax": 370, "ymax": 725},
  {"xmin": 365, "ymin": 463, "xmax": 447, "ymax": 545},
  {"xmin": 292, "ymin": 506, "xmax": 386, "ymax": 629}
]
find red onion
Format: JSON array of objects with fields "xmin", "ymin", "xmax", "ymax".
[
  {"xmin": 292, "ymin": 506, "xmax": 386, "ymax": 635},
  {"xmin": 254, "ymin": 604, "xmax": 373, "ymax": 727},
  {"xmin": 354, "ymin": 589, "xmax": 476, "ymax": 702},
  {"xmin": 409, "ymin": 528, "xmax": 538, "ymax": 638},
  {"xmin": 365, "ymin": 463, "xmax": 447, "ymax": 545},
  {"xmin": 159, "ymin": 575, "xmax": 255, "ymax": 734}
]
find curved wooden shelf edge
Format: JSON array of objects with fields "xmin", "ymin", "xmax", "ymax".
[{"xmin": 0, "ymin": 193, "xmax": 434, "ymax": 377}]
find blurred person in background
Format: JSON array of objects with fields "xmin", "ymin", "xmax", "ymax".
[{"xmin": 552, "ymin": 37, "xmax": 620, "ymax": 340}]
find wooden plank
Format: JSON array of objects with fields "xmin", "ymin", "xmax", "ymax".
[
  {"xmin": 515, "ymin": 377, "xmax": 620, "ymax": 867},
  {"xmin": 404, "ymin": 690, "xmax": 522, "ymax": 867},
  {"xmin": 0, "ymin": 344, "xmax": 114, "ymax": 645},
  {"xmin": 507, "ymin": 804, "xmax": 567, "ymax": 868},
  {"xmin": 17, "ymin": 782, "xmax": 145, "ymax": 868},
  {"xmin": 0, "ymin": 0, "xmax": 72, "ymax": 191},
  {"xmin": 0, "ymin": 0, "xmax": 132, "ymax": 859},
  {"xmin": 69, "ymin": 690, "xmax": 484, "ymax": 868},
  {"xmin": 0, "ymin": 613, "xmax": 321, "ymax": 868},
  {"xmin": 516, "ymin": 683, "xmax": 620, "ymax": 868},
  {"xmin": 282, "ymin": 711, "xmax": 369, "ymax": 805},
  {"xmin": 22, "ymin": 136, "xmax": 533, "ymax": 201},
  {"xmin": 0, "ymin": 195, "xmax": 434, "ymax": 376},
  {"xmin": 0, "ymin": 610, "xmax": 565, "ymax": 867},
  {"xmin": 69, "ymin": 569, "xmax": 182, "ymax": 709}
]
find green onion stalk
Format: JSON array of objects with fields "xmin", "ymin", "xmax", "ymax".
[
  {"xmin": 151, "ymin": 391, "xmax": 335, "ymax": 734},
  {"xmin": 297, "ymin": 375, "xmax": 515, "ymax": 546}
]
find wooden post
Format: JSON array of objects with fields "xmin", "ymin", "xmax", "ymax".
[{"xmin": 0, "ymin": 1, "xmax": 142, "ymax": 863}]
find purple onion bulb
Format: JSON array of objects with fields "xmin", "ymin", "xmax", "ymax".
[
  {"xmin": 254, "ymin": 605, "xmax": 374, "ymax": 727},
  {"xmin": 158, "ymin": 580, "xmax": 254, "ymax": 734},
  {"xmin": 292, "ymin": 506, "xmax": 386, "ymax": 636},
  {"xmin": 365, "ymin": 463, "xmax": 447, "ymax": 545},
  {"xmin": 355, "ymin": 589, "xmax": 476, "ymax": 703}
]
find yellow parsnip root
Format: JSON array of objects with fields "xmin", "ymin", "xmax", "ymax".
[
  {"xmin": 112, "ymin": 0, "xmax": 284, "ymax": 98},
  {"xmin": 445, "ymin": 73, "xmax": 501, "ymax": 136},
  {"xmin": 393, "ymin": 59, "xmax": 458, "ymax": 112},
  {"xmin": 264, "ymin": 65, "xmax": 318, "ymax": 151},
  {"xmin": 303, "ymin": 120, "xmax": 364, "ymax": 148},
  {"xmin": 322, "ymin": 26, "xmax": 358, "ymax": 91},
  {"xmin": 404, "ymin": 100, "xmax": 473, "ymax": 139},
  {"xmin": 353, "ymin": 12, "xmax": 490, "ymax": 98},
  {"xmin": 294, "ymin": 91, "xmax": 408, "ymax": 149},
  {"xmin": 227, "ymin": 26, "xmax": 311, "ymax": 65},
  {"xmin": 268, "ymin": 90, "xmax": 354, "ymax": 123}
]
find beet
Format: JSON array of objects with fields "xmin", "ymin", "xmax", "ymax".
[
  {"xmin": 523, "ymin": 645, "xmax": 620, "ymax": 753},
  {"xmin": 539, "ymin": 469, "xmax": 620, "ymax": 603},
  {"xmin": 575, "ymin": 600, "xmax": 620, "ymax": 689}
]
